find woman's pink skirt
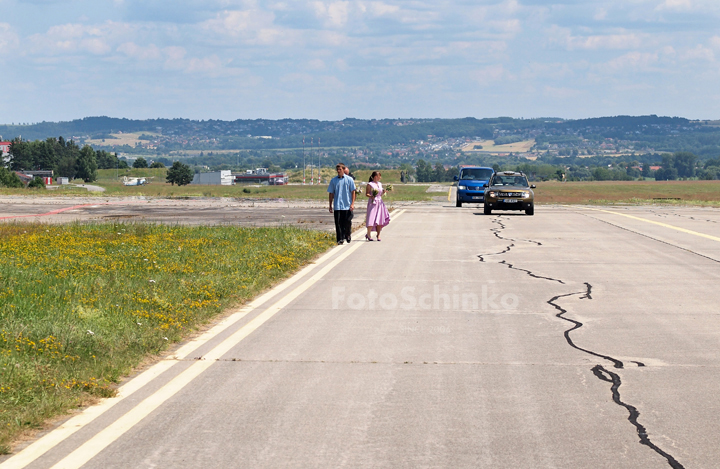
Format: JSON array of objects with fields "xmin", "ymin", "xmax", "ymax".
[{"xmin": 366, "ymin": 198, "xmax": 390, "ymax": 231}]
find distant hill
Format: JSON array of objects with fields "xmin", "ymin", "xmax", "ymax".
[
  {"xmin": 0, "ymin": 114, "xmax": 695, "ymax": 143},
  {"xmin": 2, "ymin": 115, "xmax": 717, "ymax": 161}
]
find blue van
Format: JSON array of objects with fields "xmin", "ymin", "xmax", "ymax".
[{"xmin": 453, "ymin": 166, "xmax": 495, "ymax": 207}]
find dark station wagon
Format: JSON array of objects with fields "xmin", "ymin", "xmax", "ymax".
[{"xmin": 483, "ymin": 171, "xmax": 536, "ymax": 215}]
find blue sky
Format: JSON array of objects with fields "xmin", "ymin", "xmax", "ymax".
[{"xmin": 1, "ymin": 0, "xmax": 719, "ymax": 122}]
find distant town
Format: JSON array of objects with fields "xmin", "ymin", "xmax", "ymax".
[{"xmin": 2, "ymin": 115, "xmax": 719, "ymax": 183}]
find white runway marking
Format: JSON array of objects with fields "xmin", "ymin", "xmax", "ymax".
[
  {"xmin": 0, "ymin": 244, "xmax": 349, "ymax": 469},
  {"xmin": 46, "ymin": 242, "xmax": 364, "ymax": 469}
]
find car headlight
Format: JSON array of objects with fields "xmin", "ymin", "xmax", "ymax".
[
  {"xmin": 488, "ymin": 191, "xmax": 496, "ymax": 198},
  {"xmin": 522, "ymin": 192, "xmax": 530, "ymax": 198},
  {"xmin": 458, "ymin": 185, "xmax": 467, "ymax": 190}
]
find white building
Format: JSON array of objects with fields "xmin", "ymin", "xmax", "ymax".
[
  {"xmin": 0, "ymin": 141, "xmax": 10, "ymax": 164},
  {"xmin": 191, "ymin": 170, "xmax": 234, "ymax": 185}
]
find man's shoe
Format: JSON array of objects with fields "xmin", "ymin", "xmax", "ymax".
[
  {"xmin": 337, "ymin": 240, "xmax": 344, "ymax": 245},
  {"xmin": 346, "ymin": 237, "xmax": 351, "ymax": 243}
]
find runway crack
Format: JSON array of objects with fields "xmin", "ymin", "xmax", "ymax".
[
  {"xmin": 592, "ymin": 365, "xmax": 685, "ymax": 469},
  {"xmin": 478, "ymin": 215, "xmax": 685, "ymax": 468}
]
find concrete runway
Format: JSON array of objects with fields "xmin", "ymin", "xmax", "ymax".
[{"xmin": 2, "ymin": 202, "xmax": 720, "ymax": 469}]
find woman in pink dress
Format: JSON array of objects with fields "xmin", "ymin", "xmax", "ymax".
[{"xmin": 365, "ymin": 171, "xmax": 391, "ymax": 241}]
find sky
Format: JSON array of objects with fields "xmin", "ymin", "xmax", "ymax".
[{"xmin": 1, "ymin": 0, "xmax": 719, "ymax": 122}]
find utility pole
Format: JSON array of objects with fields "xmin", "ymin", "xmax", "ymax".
[
  {"xmin": 302, "ymin": 137, "xmax": 305, "ymax": 184},
  {"xmin": 317, "ymin": 138, "xmax": 321, "ymax": 184},
  {"xmin": 310, "ymin": 137, "xmax": 314, "ymax": 184}
]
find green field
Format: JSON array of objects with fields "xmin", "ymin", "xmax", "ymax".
[
  {"xmin": 5, "ymin": 171, "xmax": 720, "ymax": 206},
  {"xmin": 0, "ymin": 223, "xmax": 334, "ymax": 453},
  {"xmin": 0, "ymin": 169, "xmax": 434, "ymax": 202},
  {"xmin": 533, "ymin": 180, "xmax": 720, "ymax": 206}
]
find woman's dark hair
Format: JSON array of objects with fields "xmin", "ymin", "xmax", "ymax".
[{"xmin": 369, "ymin": 171, "xmax": 381, "ymax": 182}]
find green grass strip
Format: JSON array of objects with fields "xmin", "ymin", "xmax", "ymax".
[{"xmin": 0, "ymin": 223, "xmax": 334, "ymax": 452}]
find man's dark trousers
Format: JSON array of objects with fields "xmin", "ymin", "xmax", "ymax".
[{"xmin": 334, "ymin": 209, "xmax": 352, "ymax": 242}]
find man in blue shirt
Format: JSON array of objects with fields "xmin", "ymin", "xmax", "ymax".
[{"xmin": 327, "ymin": 163, "xmax": 356, "ymax": 245}]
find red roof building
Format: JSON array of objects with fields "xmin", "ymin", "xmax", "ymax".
[{"xmin": 0, "ymin": 141, "xmax": 10, "ymax": 157}]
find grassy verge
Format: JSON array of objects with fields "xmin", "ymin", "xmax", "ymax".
[
  {"xmin": 0, "ymin": 223, "xmax": 334, "ymax": 453},
  {"xmin": 96, "ymin": 168, "xmax": 168, "ymax": 182},
  {"xmin": 534, "ymin": 180, "xmax": 720, "ymax": 206}
]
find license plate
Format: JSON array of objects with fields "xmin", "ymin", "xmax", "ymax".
[
  {"xmin": 503, "ymin": 199, "xmax": 518, "ymax": 203},
  {"xmin": 472, "ymin": 196, "xmax": 483, "ymax": 200}
]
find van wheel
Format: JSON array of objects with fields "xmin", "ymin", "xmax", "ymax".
[
  {"xmin": 456, "ymin": 199, "xmax": 462, "ymax": 207},
  {"xmin": 484, "ymin": 205, "xmax": 492, "ymax": 215},
  {"xmin": 525, "ymin": 206, "xmax": 534, "ymax": 215}
]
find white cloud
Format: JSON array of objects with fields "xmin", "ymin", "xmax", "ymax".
[
  {"xmin": 200, "ymin": 9, "xmax": 297, "ymax": 46},
  {"xmin": 682, "ymin": 44, "xmax": 714, "ymax": 62},
  {"xmin": 548, "ymin": 26, "xmax": 644, "ymax": 51},
  {"xmin": 335, "ymin": 58, "xmax": 349, "ymax": 71},
  {"xmin": 524, "ymin": 62, "xmax": 574, "ymax": 79},
  {"xmin": 656, "ymin": 0, "xmax": 693, "ymax": 11},
  {"xmin": 543, "ymin": 86, "xmax": 583, "ymax": 99},
  {"xmin": 184, "ymin": 55, "xmax": 223, "ymax": 73},
  {"xmin": 27, "ymin": 21, "xmax": 134, "ymax": 56},
  {"xmin": 488, "ymin": 19, "xmax": 521, "ymax": 35},
  {"xmin": 367, "ymin": 1, "xmax": 400, "ymax": 17},
  {"xmin": 162, "ymin": 46, "xmax": 187, "ymax": 69},
  {"xmin": 0, "ymin": 23, "xmax": 20, "ymax": 54},
  {"xmin": 117, "ymin": 42, "xmax": 162, "ymax": 60},
  {"xmin": 602, "ymin": 52, "xmax": 659, "ymax": 72},
  {"xmin": 710, "ymin": 36, "xmax": 720, "ymax": 50},
  {"xmin": 472, "ymin": 65, "xmax": 512, "ymax": 85},
  {"xmin": 203, "ymin": 9, "xmax": 276, "ymax": 36},
  {"xmin": 313, "ymin": 1, "xmax": 351, "ymax": 27},
  {"xmin": 307, "ymin": 58, "xmax": 326, "ymax": 70}
]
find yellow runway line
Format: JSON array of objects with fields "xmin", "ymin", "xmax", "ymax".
[{"xmin": 572, "ymin": 206, "xmax": 720, "ymax": 243}]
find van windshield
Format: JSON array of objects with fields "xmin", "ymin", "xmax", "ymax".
[{"xmin": 460, "ymin": 168, "xmax": 493, "ymax": 180}]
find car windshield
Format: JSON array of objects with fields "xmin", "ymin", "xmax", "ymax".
[
  {"xmin": 492, "ymin": 175, "xmax": 529, "ymax": 187},
  {"xmin": 460, "ymin": 168, "xmax": 493, "ymax": 180}
]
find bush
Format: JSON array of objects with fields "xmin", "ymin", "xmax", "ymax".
[
  {"xmin": 133, "ymin": 157, "xmax": 148, "ymax": 169},
  {"xmin": 27, "ymin": 176, "xmax": 46, "ymax": 188},
  {"xmin": 0, "ymin": 167, "xmax": 24, "ymax": 188},
  {"xmin": 698, "ymin": 167, "xmax": 720, "ymax": 180},
  {"xmin": 654, "ymin": 167, "xmax": 679, "ymax": 181}
]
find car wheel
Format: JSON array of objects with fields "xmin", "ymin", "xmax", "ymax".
[
  {"xmin": 456, "ymin": 199, "xmax": 462, "ymax": 207},
  {"xmin": 483, "ymin": 205, "xmax": 492, "ymax": 215},
  {"xmin": 525, "ymin": 206, "xmax": 534, "ymax": 216}
]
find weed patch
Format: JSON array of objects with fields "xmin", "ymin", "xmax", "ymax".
[{"xmin": 0, "ymin": 223, "xmax": 334, "ymax": 449}]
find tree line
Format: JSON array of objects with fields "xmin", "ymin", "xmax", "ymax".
[
  {"xmin": 406, "ymin": 151, "xmax": 719, "ymax": 183},
  {"xmin": 6, "ymin": 137, "xmax": 129, "ymax": 182}
]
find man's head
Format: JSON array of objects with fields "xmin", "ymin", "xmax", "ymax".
[
  {"xmin": 336, "ymin": 163, "xmax": 346, "ymax": 177},
  {"xmin": 344, "ymin": 167, "xmax": 350, "ymax": 176}
]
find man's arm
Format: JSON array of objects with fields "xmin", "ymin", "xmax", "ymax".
[
  {"xmin": 350, "ymin": 189, "xmax": 356, "ymax": 211},
  {"xmin": 328, "ymin": 193, "xmax": 334, "ymax": 213}
]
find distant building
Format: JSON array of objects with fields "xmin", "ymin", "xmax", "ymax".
[
  {"xmin": 234, "ymin": 169, "xmax": 287, "ymax": 185},
  {"xmin": 0, "ymin": 141, "xmax": 10, "ymax": 163},
  {"xmin": 191, "ymin": 170, "xmax": 234, "ymax": 185}
]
